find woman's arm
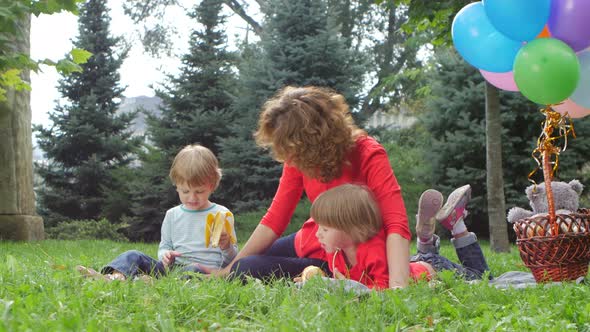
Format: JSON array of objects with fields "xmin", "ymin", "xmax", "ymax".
[
  {"xmin": 211, "ymin": 164, "xmax": 303, "ymax": 275},
  {"xmin": 359, "ymin": 138, "xmax": 412, "ymax": 288},
  {"xmin": 227, "ymin": 224, "xmax": 278, "ymax": 268},
  {"xmin": 202, "ymin": 224, "xmax": 279, "ymax": 276},
  {"xmin": 387, "ymin": 233, "xmax": 410, "ymax": 288}
]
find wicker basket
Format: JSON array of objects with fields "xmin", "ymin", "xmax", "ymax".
[{"xmin": 513, "ymin": 209, "xmax": 590, "ymax": 282}]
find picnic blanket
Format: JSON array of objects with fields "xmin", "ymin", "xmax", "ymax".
[{"xmin": 296, "ymin": 271, "xmax": 586, "ymax": 295}]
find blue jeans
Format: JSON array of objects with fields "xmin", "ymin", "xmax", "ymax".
[
  {"xmin": 230, "ymin": 233, "xmax": 330, "ymax": 281},
  {"xmin": 410, "ymin": 233, "xmax": 491, "ymax": 280},
  {"xmin": 101, "ymin": 250, "xmax": 205, "ymax": 278}
]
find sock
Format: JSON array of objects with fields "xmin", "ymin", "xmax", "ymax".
[{"xmin": 451, "ymin": 218, "xmax": 467, "ymax": 236}]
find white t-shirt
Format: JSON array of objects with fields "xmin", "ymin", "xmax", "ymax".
[{"xmin": 157, "ymin": 203, "xmax": 238, "ymax": 268}]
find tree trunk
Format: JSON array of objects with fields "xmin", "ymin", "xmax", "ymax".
[
  {"xmin": 0, "ymin": 13, "xmax": 44, "ymax": 240},
  {"xmin": 485, "ymin": 82, "xmax": 509, "ymax": 252}
]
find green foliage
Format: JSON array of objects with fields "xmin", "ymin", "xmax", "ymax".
[
  {"xmin": 0, "ymin": 0, "xmax": 87, "ymax": 101},
  {"xmin": 400, "ymin": 0, "xmax": 471, "ymax": 46},
  {"xmin": 218, "ymin": 0, "xmax": 366, "ymax": 212},
  {"xmin": 122, "ymin": 147, "xmax": 176, "ymax": 242},
  {"xmin": 34, "ymin": 0, "xmax": 141, "ymax": 227},
  {"xmin": 234, "ymin": 201, "xmax": 311, "ymax": 242},
  {"xmin": 3, "ymin": 240, "xmax": 590, "ymax": 331},
  {"xmin": 30, "ymin": 0, "xmax": 81, "ymax": 15},
  {"xmin": 45, "ymin": 218, "xmax": 128, "ymax": 241}
]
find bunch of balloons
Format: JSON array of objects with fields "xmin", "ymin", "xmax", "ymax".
[{"xmin": 452, "ymin": 0, "xmax": 590, "ymax": 118}]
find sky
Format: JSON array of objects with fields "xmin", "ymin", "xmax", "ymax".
[{"xmin": 30, "ymin": 0, "xmax": 252, "ymax": 129}]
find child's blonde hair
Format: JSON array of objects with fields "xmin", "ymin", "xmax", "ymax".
[
  {"xmin": 169, "ymin": 144, "xmax": 222, "ymax": 189},
  {"xmin": 254, "ymin": 86, "xmax": 366, "ymax": 182},
  {"xmin": 310, "ymin": 184, "xmax": 381, "ymax": 243}
]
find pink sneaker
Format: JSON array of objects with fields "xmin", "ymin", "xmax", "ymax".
[
  {"xmin": 415, "ymin": 189, "xmax": 444, "ymax": 243},
  {"xmin": 435, "ymin": 185, "xmax": 471, "ymax": 231}
]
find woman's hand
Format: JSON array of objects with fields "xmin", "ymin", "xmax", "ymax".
[{"xmin": 196, "ymin": 264, "xmax": 231, "ymax": 277}]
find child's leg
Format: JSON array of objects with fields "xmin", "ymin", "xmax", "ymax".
[
  {"xmin": 433, "ymin": 184, "xmax": 490, "ymax": 279},
  {"xmin": 100, "ymin": 250, "xmax": 166, "ymax": 279},
  {"xmin": 451, "ymin": 232, "xmax": 491, "ymax": 279},
  {"xmin": 415, "ymin": 189, "xmax": 444, "ymax": 254},
  {"xmin": 435, "ymin": 184, "xmax": 471, "ymax": 237}
]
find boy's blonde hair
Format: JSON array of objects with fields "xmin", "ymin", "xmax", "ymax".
[
  {"xmin": 254, "ymin": 86, "xmax": 366, "ymax": 182},
  {"xmin": 310, "ymin": 184, "xmax": 381, "ymax": 243},
  {"xmin": 169, "ymin": 144, "xmax": 222, "ymax": 189}
]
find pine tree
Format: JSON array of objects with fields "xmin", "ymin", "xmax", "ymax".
[
  {"xmin": 125, "ymin": 0, "xmax": 237, "ymax": 240},
  {"xmin": 34, "ymin": 0, "xmax": 140, "ymax": 227},
  {"xmin": 217, "ymin": 0, "xmax": 366, "ymax": 212},
  {"xmin": 423, "ymin": 49, "xmax": 590, "ymax": 236}
]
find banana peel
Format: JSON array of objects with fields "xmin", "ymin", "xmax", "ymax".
[{"xmin": 205, "ymin": 211, "xmax": 236, "ymax": 248}]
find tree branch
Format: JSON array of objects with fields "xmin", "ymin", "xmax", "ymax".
[{"xmin": 223, "ymin": 0, "xmax": 263, "ymax": 36}]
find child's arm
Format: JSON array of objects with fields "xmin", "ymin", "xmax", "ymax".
[{"xmin": 157, "ymin": 210, "xmax": 174, "ymax": 261}]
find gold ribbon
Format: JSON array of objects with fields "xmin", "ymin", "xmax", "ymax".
[{"xmin": 528, "ymin": 106, "xmax": 576, "ymax": 184}]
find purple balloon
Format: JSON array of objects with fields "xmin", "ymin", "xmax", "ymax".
[{"xmin": 548, "ymin": 0, "xmax": 590, "ymax": 52}]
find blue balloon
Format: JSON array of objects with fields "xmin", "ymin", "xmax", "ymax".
[
  {"xmin": 570, "ymin": 50, "xmax": 590, "ymax": 109},
  {"xmin": 483, "ymin": 0, "xmax": 551, "ymax": 42},
  {"xmin": 452, "ymin": 2, "xmax": 522, "ymax": 72}
]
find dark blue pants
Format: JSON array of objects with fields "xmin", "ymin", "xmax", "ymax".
[
  {"xmin": 230, "ymin": 233, "xmax": 330, "ymax": 281},
  {"xmin": 101, "ymin": 250, "xmax": 205, "ymax": 278},
  {"xmin": 410, "ymin": 233, "xmax": 491, "ymax": 280}
]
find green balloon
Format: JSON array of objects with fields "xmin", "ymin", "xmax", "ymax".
[{"xmin": 514, "ymin": 38, "xmax": 580, "ymax": 105}]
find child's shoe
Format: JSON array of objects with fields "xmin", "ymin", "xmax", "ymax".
[
  {"xmin": 415, "ymin": 189, "xmax": 444, "ymax": 243},
  {"xmin": 435, "ymin": 184, "xmax": 471, "ymax": 235}
]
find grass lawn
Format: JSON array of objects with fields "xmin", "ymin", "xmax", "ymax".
[{"xmin": 1, "ymin": 240, "xmax": 590, "ymax": 331}]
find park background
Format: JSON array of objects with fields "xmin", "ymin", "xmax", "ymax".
[
  {"xmin": 3, "ymin": 0, "xmax": 590, "ymax": 330},
  {"xmin": 23, "ymin": 0, "xmax": 590, "ymax": 249}
]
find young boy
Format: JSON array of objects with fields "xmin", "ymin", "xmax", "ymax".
[{"xmin": 77, "ymin": 144, "xmax": 238, "ymax": 281}]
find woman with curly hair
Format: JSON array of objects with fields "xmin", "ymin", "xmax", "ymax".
[{"xmin": 204, "ymin": 86, "xmax": 412, "ymax": 288}]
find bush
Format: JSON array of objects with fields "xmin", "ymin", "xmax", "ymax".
[
  {"xmin": 45, "ymin": 218, "xmax": 128, "ymax": 242},
  {"xmin": 234, "ymin": 200, "xmax": 311, "ymax": 244}
]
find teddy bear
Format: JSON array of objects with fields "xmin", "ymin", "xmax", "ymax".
[{"xmin": 506, "ymin": 179, "xmax": 584, "ymax": 223}]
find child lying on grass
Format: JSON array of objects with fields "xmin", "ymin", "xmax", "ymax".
[{"xmin": 300, "ymin": 184, "xmax": 490, "ymax": 290}]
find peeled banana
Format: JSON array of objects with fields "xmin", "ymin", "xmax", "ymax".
[{"xmin": 205, "ymin": 211, "xmax": 236, "ymax": 248}]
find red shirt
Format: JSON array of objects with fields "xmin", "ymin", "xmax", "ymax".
[
  {"xmin": 327, "ymin": 236, "xmax": 431, "ymax": 290},
  {"xmin": 327, "ymin": 236, "xmax": 389, "ymax": 289},
  {"xmin": 259, "ymin": 136, "xmax": 410, "ymax": 261}
]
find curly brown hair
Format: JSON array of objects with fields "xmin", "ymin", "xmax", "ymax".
[{"xmin": 254, "ymin": 86, "xmax": 366, "ymax": 182}]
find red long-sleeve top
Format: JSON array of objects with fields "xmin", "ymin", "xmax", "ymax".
[
  {"xmin": 327, "ymin": 236, "xmax": 390, "ymax": 289},
  {"xmin": 260, "ymin": 136, "xmax": 410, "ymax": 261},
  {"xmin": 327, "ymin": 236, "xmax": 431, "ymax": 289}
]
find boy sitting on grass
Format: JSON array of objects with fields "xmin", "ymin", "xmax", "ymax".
[{"xmin": 77, "ymin": 144, "xmax": 237, "ymax": 281}]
